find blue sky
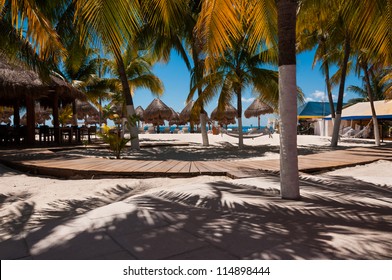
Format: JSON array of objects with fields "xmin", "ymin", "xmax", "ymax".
[{"xmin": 133, "ymin": 49, "xmax": 362, "ymax": 127}]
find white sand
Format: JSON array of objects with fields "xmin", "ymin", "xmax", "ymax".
[
  {"xmin": 1, "ymin": 133, "xmax": 391, "ymax": 211},
  {"xmin": 1, "ymin": 133, "xmax": 391, "ymax": 256}
]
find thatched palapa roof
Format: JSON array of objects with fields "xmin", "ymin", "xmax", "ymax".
[
  {"xmin": 244, "ymin": 99, "xmax": 274, "ymax": 118},
  {"xmin": 135, "ymin": 106, "xmax": 144, "ymax": 121},
  {"xmin": 211, "ymin": 104, "xmax": 237, "ymax": 125},
  {"xmin": 144, "ymin": 98, "xmax": 172, "ymax": 125},
  {"xmin": 0, "ymin": 56, "xmax": 84, "ymax": 107},
  {"xmin": 169, "ymin": 107, "xmax": 183, "ymax": 126},
  {"xmin": 179, "ymin": 100, "xmax": 195, "ymax": 123}
]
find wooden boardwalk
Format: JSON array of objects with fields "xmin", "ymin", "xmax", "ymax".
[{"xmin": 1, "ymin": 146, "xmax": 392, "ymax": 179}]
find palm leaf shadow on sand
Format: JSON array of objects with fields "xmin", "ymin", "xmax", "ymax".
[
  {"xmin": 6, "ymin": 173, "xmax": 389, "ymax": 260},
  {"xmin": 56, "ymin": 143, "xmax": 345, "ymax": 162}
]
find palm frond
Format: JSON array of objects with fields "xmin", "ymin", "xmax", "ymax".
[
  {"xmin": 196, "ymin": 0, "xmax": 242, "ymax": 61},
  {"xmin": 2, "ymin": 0, "xmax": 66, "ymax": 60},
  {"xmin": 128, "ymin": 74, "xmax": 164, "ymax": 96},
  {"xmin": 74, "ymin": 0, "xmax": 141, "ymax": 54}
]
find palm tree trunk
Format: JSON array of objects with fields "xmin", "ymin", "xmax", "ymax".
[
  {"xmin": 277, "ymin": 0, "xmax": 300, "ymax": 200},
  {"xmin": 362, "ymin": 64, "xmax": 380, "ymax": 146},
  {"xmin": 320, "ymin": 37, "xmax": 335, "ymax": 120},
  {"xmin": 114, "ymin": 51, "xmax": 140, "ymax": 150},
  {"xmin": 193, "ymin": 47, "xmax": 209, "ymax": 146},
  {"xmin": 198, "ymin": 87, "xmax": 209, "ymax": 146},
  {"xmin": 331, "ymin": 34, "xmax": 351, "ymax": 147},
  {"xmin": 236, "ymin": 87, "xmax": 244, "ymax": 149},
  {"xmin": 200, "ymin": 109, "xmax": 209, "ymax": 146}
]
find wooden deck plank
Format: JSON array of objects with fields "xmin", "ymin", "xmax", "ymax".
[
  {"xmin": 193, "ymin": 161, "xmax": 214, "ymax": 173},
  {"xmin": 102, "ymin": 160, "xmax": 139, "ymax": 172},
  {"xmin": 122, "ymin": 160, "xmax": 154, "ymax": 172},
  {"xmin": 189, "ymin": 162, "xmax": 200, "ymax": 173},
  {"xmin": 147, "ymin": 160, "xmax": 182, "ymax": 173},
  {"xmin": 167, "ymin": 161, "xmax": 190, "ymax": 173},
  {"xmin": 133, "ymin": 161, "xmax": 165, "ymax": 172},
  {"xmin": 2, "ymin": 145, "xmax": 392, "ymax": 179}
]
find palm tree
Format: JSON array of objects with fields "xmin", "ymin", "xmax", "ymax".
[
  {"xmin": 194, "ymin": 0, "xmax": 300, "ymax": 198},
  {"xmin": 297, "ymin": 1, "xmax": 340, "ymax": 121},
  {"xmin": 189, "ymin": 43, "xmax": 279, "ymax": 149},
  {"xmin": 277, "ymin": 0, "xmax": 300, "ymax": 199},
  {"xmin": 74, "ymin": 0, "xmax": 189, "ymax": 149},
  {"xmin": 188, "ymin": 0, "xmax": 209, "ymax": 146},
  {"xmin": 105, "ymin": 44, "xmax": 164, "ymax": 133},
  {"xmin": 60, "ymin": 42, "xmax": 120, "ymax": 126},
  {"xmin": 314, "ymin": 0, "xmax": 392, "ymax": 147},
  {"xmin": 347, "ymin": 63, "xmax": 392, "ymax": 145}
]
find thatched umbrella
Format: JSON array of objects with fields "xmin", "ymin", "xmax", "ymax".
[
  {"xmin": 135, "ymin": 105, "xmax": 144, "ymax": 128},
  {"xmin": 179, "ymin": 100, "xmax": 196, "ymax": 124},
  {"xmin": 144, "ymin": 98, "xmax": 172, "ymax": 132},
  {"xmin": 135, "ymin": 106, "xmax": 144, "ymax": 121},
  {"xmin": 20, "ymin": 104, "xmax": 52, "ymax": 126},
  {"xmin": 76, "ymin": 100, "xmax": 99, "ymax": 120},
  {"xmin": 244, "ymin": 99, "xmax": 274, "ymax": 129},
  {"xmin": 211, "ymin": 103, "xmax": 237, "ymax": 126},
  {"xmin": 169, "ymin": 107, "xmax": 183, "ymax": 126},
  {"xmin": 84, "ymin": 116, "xmax": 99, "ymax": 125}
]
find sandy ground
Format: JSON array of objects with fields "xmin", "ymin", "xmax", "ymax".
[{"xmin": 0, "ymin": 133, "xmax": 391, "ymax": 259}]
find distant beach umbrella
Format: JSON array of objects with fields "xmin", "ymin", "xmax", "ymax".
[
  {"xmin": 76, "ymin": 100, "xmax": 99, "ymax": 119},
  {"xmin": 20, "ymin": 104, "xmax": 52, "ymax": 125},
  {"xmin": 179, "ymin": 100, "xmax": 210, "ymax": 126},
  {"xmin": 179, "ymin": 100, "xmax": 196, "ymax": 123},
  {"xmin": 144, "ymin": 98, "xmax": 172, "ymax": 132},
  {"xmin": 244, "ymin": 99, "xmax": 274, "ymax": 129},
  {"xmin": 135, "ymin": 106, "xmax": 144, "ymax": 121},
  {"xmin": 169, "ymin": 107, "xmax": 183, "ymax": 126},
  {"xmin": 211, "ymin": 103, "xmax": 237, "ymax": 126},
  {"xmin": 85, "ymin": 116, "xmax": 99, "ymax": 125}
]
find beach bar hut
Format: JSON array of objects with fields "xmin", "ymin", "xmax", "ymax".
[
  {"xmin": 324, "ymin": 100, "xmax": 392, "ymax": 138},
  {"xmin": 297, "ymin": 101, "xmax": 340, "ymax": 135},
  {"xmin": 0, "ymin": 56, "xmax": 85, "ymax": 144},
  {"xmin": 244, "ymin": 99, "xmax": 273, "ymax": 129}
]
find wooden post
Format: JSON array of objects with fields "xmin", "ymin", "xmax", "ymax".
[
  {"xmin": 13, "ymin": 100, "xmax": 21, "ymax": 144},
  {"xmin": 25, "ymin": 94, "xmax": 35, "ymax": 145},
  {"xmin": 52, "ymin": 92, "xmax": 60, "ymax": 143},
  {"xmin": 72, "ymin": 100, "xmax": 78, "ymax": 126},
  {"xmin": 13, "ymin": 100, "xmax": 20, "ymax": 127}
]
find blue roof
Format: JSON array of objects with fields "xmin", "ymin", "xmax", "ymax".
[{"xmin": 298, "ymin": 101, "xmax": 340, "ymax": 117}]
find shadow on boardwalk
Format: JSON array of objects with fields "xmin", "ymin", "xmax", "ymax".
[{"xmin": 1, "ymin": 174, "xmax": 391, "ymax": 260}]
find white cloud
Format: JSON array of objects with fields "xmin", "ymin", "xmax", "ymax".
[
  {"xmin": 306, "ymin": 90, "xmax": 327, "ymax": 102},
  {"xmin": 242, "ymin": 97, "xmax": 255, "ymax": 103},
  {"xmin": 305, "ymin": 97, "xmax": 315, "ymax": 102}
]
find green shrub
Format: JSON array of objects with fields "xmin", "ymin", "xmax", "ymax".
[{"xmin": 98, "ymin": 125, "xmax": 130, "ymax": 159}]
